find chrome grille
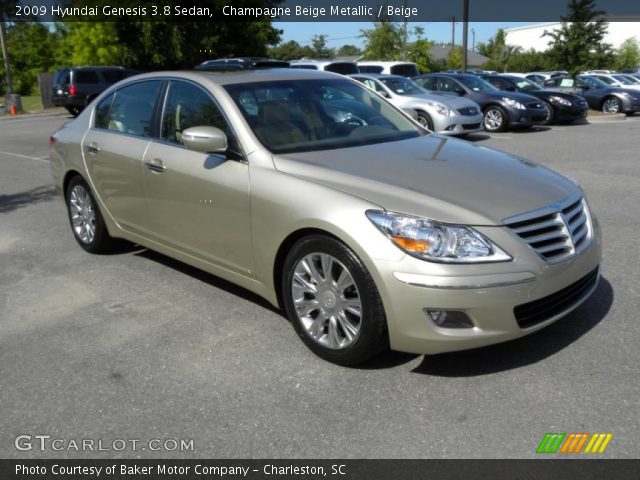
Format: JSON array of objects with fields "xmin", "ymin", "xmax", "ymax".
[{"xmin": 504, "ymin": 195, "xmax": 592, "ymax": 263}]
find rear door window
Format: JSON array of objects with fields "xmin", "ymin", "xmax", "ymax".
[
  {"xmin": 324, "ymin": 63, "xmax": 359, "ymax": 75},
  {"xmin": 390, "ymin": 64, "xmax": 419, "ymax": 77},
  {"xmin": 75, "ymin": 71, "xmax": 100, "ymax": 84},
  {"xmin": 437, "ymin": 77, "xmax": 461, "ymax": 93},
  {"xmin": 95, "ymin": 80, "xmax": 163, "ymax": 137},
  {"xmin": 416, "ymin": 76, "xmax": 436, "ymax": 90},
  {"xmin": 54, "ymin": 69, "xmax": 70, "ymax": 85}
]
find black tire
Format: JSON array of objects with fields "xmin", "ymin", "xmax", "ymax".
[
  {"xmin": 65, "ymin": 176, "xmax": 117, "ymax": 254},
  {"xmin": 416, "ymin": 111, "xmax": 434, "ymax": 131},
  {"xmin": 282, "ymin": 235, "xmax": 389, "ymax": 365},
  {"xmin": 483, "ymin": 105, "xmax": 508, "ymax": 132},
  {"xmin": 542, "ymin": 101, "xmax": 555, "ymax": 125},
  {"xmin": 65, "ymin": 106, "xmax": 81, "ymax": 117}
]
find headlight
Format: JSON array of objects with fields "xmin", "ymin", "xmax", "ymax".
[
  {"xmin": 549, "ymin": 95, "xmax": 572, "ymax": 106},
  {"xmin": 366, "ymin": 210, "xmax": 511, "ymax": 263},
  {"xmin": 426, "ymin": 102, "xmax": 454, "ymax": 116},
  {"xmin": 502, "ymin": 97, "xmax": 526, "ymax": 110}
]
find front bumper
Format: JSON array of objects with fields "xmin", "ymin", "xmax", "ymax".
[
  {"xmin": 555, "ymin": 103, "xmax": 589, "ymax": 121},
  {"xmin": 507, "ymin": 107, "xmax": 549, "ymax": 127},
  {"xmin": 621, "ymin": 96, "xmax": 640, "ymax": 113},
  {"xmin": 435, "ymin": 112, "xmax": 484, "ymax": 136},
  {"xmin": 368, "ymin": 218, "xmax": 602, "ymax": 355}
]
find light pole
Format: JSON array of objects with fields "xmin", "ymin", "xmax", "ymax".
[
  {"xmin": 461, "ymin": 0, "xmax": 469, "ymax": 72},
  {"xmin": 471, "ymin": 28, "xmax": 476, "ymax": 52}
]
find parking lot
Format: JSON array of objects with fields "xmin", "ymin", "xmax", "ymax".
[{"xmin": 1, "ymin": 113, "xmax": 639, "ymax": 459}]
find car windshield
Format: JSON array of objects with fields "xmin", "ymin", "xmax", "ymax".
[
  {"xmin": 225, "ymin": 79, "xmax": 422, "ymax": 154},
  {"xmin": 595, "ymin": 76, "xmax": 615, "ymax": 85},
  {"xmin": 378, "ymin": 77, "xmax": 425, "ymax": 96},
  {"xmin": 613, "ymin": 75, "xmax": 634, "ymax": 85},
  {"xmin": 510, "ymin": 77, "xmax": 540, "ymax": 91},
  {"xmin": 457, "ymin": 75, "xmax": 497, "ymax": 93}
]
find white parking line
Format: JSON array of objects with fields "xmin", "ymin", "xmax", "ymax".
[{"xmin": 0, "ymin": 150, "xmax": 50, "ymax": 163}]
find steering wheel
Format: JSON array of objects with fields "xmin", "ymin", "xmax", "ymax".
[{"xmin": 330, "ymin": 114, "xmax": 366, "ymax": 136}]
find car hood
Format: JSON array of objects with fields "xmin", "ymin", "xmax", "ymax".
[
  {"xmin": 409, "ymin": 92, "xmax": 478, "ymax": 109},
  {"xmin": 272, "ymin": 135, "xmax": 579, "ymax": 225}
]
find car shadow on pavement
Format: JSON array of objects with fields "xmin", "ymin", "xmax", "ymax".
[
  {"xmin": 133, "ymin": 248, "xmax": 281, "ymax": 314},
  {"xmin": 0, "ymin": 185, "xmax": 57, "ymax": 214},
  {"xmin": 411, "ymin": 276, "xmax": 613, "ymax": 377}
]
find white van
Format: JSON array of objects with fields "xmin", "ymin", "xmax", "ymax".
[
  {"xmin": 357, "ymin": 61, "xmax": 419, "ymax": 77},
  {"xmin": 289, "ymin": 60, "xmax": 359, "ymax": 75}
]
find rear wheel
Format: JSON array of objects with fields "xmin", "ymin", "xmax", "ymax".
[
  {"xmin": 65, "ymin": 176, "xmax": 117, "ymax": 253},
  {"xmin": 483, "ymin": 106, "xmax": 508, "ymax": 132},
  {"xmin": 601, "ymin": 96, "xmax": 622, "ymax": 114},
  {"xmin": 65, "ymin": 106, "xmax": 81, "ymax": 117},
  {"xmin": 282, "ymin": 235, "xmax": 388, "ymax": 365}
]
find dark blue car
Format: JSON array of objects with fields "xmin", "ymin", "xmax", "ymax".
[{"xmin": 413, "ymin": 73, "xmax": 549, "ymax": 132}]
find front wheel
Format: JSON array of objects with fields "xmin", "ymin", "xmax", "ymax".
[
  {"xmin": 483, "ymin": 106, "xmax": 508, "ymax": 132},
  {"xmin": 417, "ymin": 111, "xmax": 434, "ymax": 131},
  {"xmin": 601, "ymin": 96, "xmax": 622, "ymax": 114},
  {"xmin": 542, "ymin": 101, "xmax": 555, "ymax": 125},
  {"xmin": 282, "ymin": 235, "xmax": 388, "ymax": 365}
]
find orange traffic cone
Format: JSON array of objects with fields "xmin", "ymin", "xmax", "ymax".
[{"xmin": 9, "ymin": 103, "xmax": 17, "ymax": 116}]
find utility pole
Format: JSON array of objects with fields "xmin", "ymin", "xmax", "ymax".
[
  {"xmin": 0, "ymin": 21, "xmax": 13, "ymax": 95},
  {"xmin": 472, "ymin": 28, "xmax": 476, "ymax": 51},
  {"xmin": 462, "ymin": 0, "xmax": 469, "ymax": 72}
]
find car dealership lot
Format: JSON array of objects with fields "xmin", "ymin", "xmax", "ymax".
[{"xmin": 1, "ymin": 115, "xmax": 639, "ymax": 458}]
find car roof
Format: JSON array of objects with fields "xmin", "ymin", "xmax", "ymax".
[
  {"xmin": 357, "ymin": 61, "xmax": 416, "ymax": 66},
  {"xmin": 118, "ymin": 68, "xmax": 347, "ymax": 86},
  {"xmin": 351, "ymin": 73, "xmax": 405, "ymax": 80}
]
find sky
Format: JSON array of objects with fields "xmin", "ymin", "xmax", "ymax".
[{"xmin": 272, "ymin": 22, "xmax": 538, "ymax": 49}]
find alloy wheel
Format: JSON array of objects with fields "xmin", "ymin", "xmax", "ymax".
[
  {"xmin": 484, "ymin": 109, "xmax": 503, "ymax": 131},
  {"xmin": 69, "ymin": 185, "xmax": 96, "ymax": 244},
  {"xmin": 602, "ymin": 98, "xmax": 621, "ymax": 113},
  {"xmin": 291, "ymin": 252, "xmax": 362, "ymax": 350}
]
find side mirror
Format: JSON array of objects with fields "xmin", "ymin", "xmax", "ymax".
[
  {"xmin": 454, "ymin": 88, "xmax": 466, "ymax": 96},
  {"xmin": 381, "ymin": 91, "xmax": 391, "ymax": 98},
  {"xmin": 182, "ymin": 126, "xmax": 227, "ymax": 154},
  {"xmin": 505, "ymin": 85, "xmax": 516, "ymax": 92}
]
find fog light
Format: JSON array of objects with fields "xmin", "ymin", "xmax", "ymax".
[{"xmin": 424, "ymin": 309, "xmax": 474, "ymax": 328}]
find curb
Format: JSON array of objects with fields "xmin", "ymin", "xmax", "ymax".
[
  {"xmin": 587, "ymin": 113, "xmax": 627, "ymax": 123},
  {"xmin": 0, "ymin": 110, "xmax": 69, "ymax": 121}
]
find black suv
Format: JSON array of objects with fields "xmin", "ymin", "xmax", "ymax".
[
  {"xmin": 52, "ymin": 66, "xmax": 138, "ymax": 116},
  {"xmin": 413, "ymin": 73, "xmax": 548, "ymax": 132}
]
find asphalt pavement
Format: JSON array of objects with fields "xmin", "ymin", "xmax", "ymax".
[{"xmin": 1, "ymin": 114, "xmax": 639, "ymax": 458}]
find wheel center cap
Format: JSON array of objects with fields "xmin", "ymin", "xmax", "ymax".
[{"xmin": 322, "ymin": 290, "xmax": 337, "ymax": 309}]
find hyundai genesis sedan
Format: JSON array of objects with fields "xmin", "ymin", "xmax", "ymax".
[{"xmin": 49, "ymin": 69, "xmax": 601, "ymax": 365}]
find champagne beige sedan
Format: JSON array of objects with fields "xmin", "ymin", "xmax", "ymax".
[{"xmin": 49, "ymin": 69, "xmax": 601, "ymax": 365}]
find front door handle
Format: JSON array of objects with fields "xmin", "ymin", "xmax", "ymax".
[
  {"xmin": 144, "ymin": 159, "xmax": 167, "ymax": 173},
  {"xmin": 85, "ymin": 143, "xmax": 100, "ymax": 154}
]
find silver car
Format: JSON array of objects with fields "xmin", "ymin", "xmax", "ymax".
[
  {"xmin": 50, "ymin": 69, "xmax": 601, "ymax": 365},
  {"xmin": 352, "ymin": 73, "xmax": 484, "ymax": 135}
]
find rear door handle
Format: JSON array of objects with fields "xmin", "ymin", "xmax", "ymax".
[
  {"xmin": 85, "ymin": 143, "xmax": 100, "ymax": 154},
  {"xmin": 144, "ymin": 159, "xmax": 167, "ymax": 173}
]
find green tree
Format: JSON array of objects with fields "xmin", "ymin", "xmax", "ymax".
[
  {"xmin": 408, "ymin": 27, "xmax": 436, "ymax": 73},
  {"xmin": 268, "ymin": 40, "xmax": 314, "ymax": 60},
  {"xmin": 503, "ymin": 49, "xmax": 554, "ymax": 73},
  {"xmin": 615, "ymin": 38, "xmax": 640, "ymax": 71},
  {"xmin": 335, "ymin": 44, "xmax": 361, "ymax": 58},
  {"xmin": 446, "ymin": 46, "xmax": 463, "ymax": 70},
  {"xmin": 61, "ymin": 23, "xmax": 123, "ymax": 66},
  {"xmin": 310, "ymin": 34, "xmax": 333, "ymax": 58},
  {"xmin": 5, "ymin": 23, "xmax": 61, "ymax": 95},
  {"xmin": 544, "ymin": 0, "xmax": 611, "ymax": 76},
  {"xmin": 360, "ymin": 19, "xmax": 403, "ymax": 60},
  {"xmin": 477, "ymin": 29, "xmax": 522, "ymax": 72}
]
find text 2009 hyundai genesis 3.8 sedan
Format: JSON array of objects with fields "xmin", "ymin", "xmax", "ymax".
[{"xmin": 49, "ymin": 69, "xmax": 601, "ymax": 365}]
